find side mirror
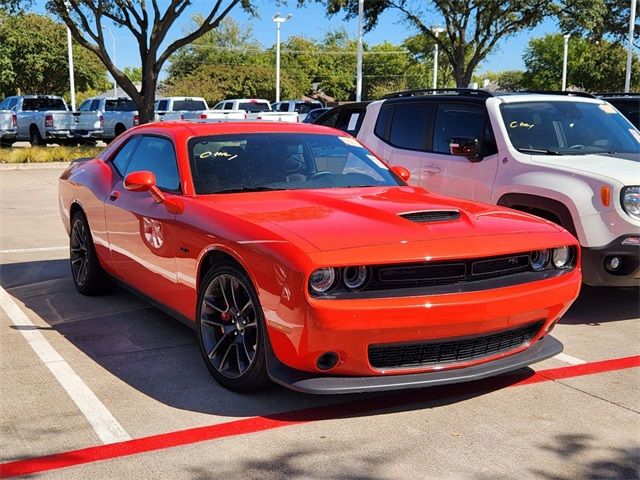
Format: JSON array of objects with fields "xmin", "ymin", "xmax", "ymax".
[
  {"xmin": 391, "ymin": 165, "xmax": 411, "ymax": 183},
  {"xmin": 124, "ymin": 170, "xmax": 156, "ymax": 192},
  {"xmin": 124, "ymin": 170, "xmax": 166, "ymax": 204},
  {"xmin": 449, "ymin": 137, "xmax": 481, "ymax": 161}
]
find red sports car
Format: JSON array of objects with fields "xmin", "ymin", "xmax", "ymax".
[{"xmin": 58, "ymin": 121, "xmax": 581, "ymax": 394}]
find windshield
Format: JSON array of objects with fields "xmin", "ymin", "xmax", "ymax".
[
  {"xmin": 188, "ymin": 133, "xmax": 402, "ymax": 194},
  {"xmin": 500, "ymin": 101, "xmax": 640, "ymax": 155},
  {"xmin": 105, "ymin": 99, "xmax": 137, "ymax": 112},
  {"xmin": 23, "ymin": 97, "xmax": 67, "ymax": 111},
  {"xmin": 239, "ymin": 102, "xmax": 271, "ymax": 113},
  {"xmin": 295, "ymin": 102, "xmax": 323, "ymax": 114}
]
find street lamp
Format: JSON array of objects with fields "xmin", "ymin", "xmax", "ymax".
[
  {"xmin": 272, "ymin": 12, "xmax": 292, "ymax": 104},
  {"xmin": 102, "ymin": 26, "xmax": 117, "ymax": 97},
  {"xmin": 355, "ymin": 0, "xmax": 364, "ymax": 102},
  {"xmin": 432, "ymin": 26, "xmax": 445, "ymax": 90},
  {"xmin": 624, "ymin": 0, "xmax": 637, "ymax": 92},
  {"xmin": 561, "ymin": 34, "xmax": 570, "ymax": 91},
  {"xmin": 64, "ymin": 1, "xmax": 76, "ymax": 110}
]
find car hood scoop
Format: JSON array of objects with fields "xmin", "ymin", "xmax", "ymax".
[{"xmin": 399, "ymin": 210, "xmax": 460, "ymax": 223}]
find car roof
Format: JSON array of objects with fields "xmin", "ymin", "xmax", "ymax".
[{"xmin": 128, "ymin": 120, "xmax": 345, "ymax": 138}]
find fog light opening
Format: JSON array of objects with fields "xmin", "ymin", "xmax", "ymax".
[
  {"xmin": 605, "ymin": 256, "xmax": 622, "ymax": 272},
  {"xmin": 316, "ymin": 351, "xmax": 339, "ymax": 371}
]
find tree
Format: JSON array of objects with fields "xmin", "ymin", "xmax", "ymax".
[
  {"xmin": 123, "ymin": 66, "xmax": 142, "ymax": 83},
  {"xmin": 47, "ymin": 1, "xmax": 254, "ymax": 123},
  {"xmin": 0, "ymin": 12, "xmax": 109, "ymax": 99},
  {"xmin": 522, "ymin": 34, "xmax": 639, "ymax": 91},
  {"xmin": 557, "ymin": 0, "xmax": 638, "ymax": 47},
  {"xmin": 312, "ymin": 0, "xmax": 553, "ymax": 87}
]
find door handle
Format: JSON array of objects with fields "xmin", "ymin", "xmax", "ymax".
[
  {"xmin": 422, "ymin": 166, "xmax": 441, "ymax": 174},
  {"xmin": 109, "ymin": 190, "xmax": 120, "ymax": 201}
]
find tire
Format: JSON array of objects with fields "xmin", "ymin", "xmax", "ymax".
[
  {"xmin": 69, "ymin": 211, "xmax": 114, "ymax": 295},
  {"xmin": 197, "ymin": 264, "xmax": 271, "ymax": 393},
  {"xmin": 29, "ymin": 126, "xmax": 44, "ymax": 147},
  {"xmin": 114, "ymin": 124, "xmax": 126, "ymax": 138}
]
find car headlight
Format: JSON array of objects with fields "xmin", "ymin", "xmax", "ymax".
[
  {"xmin": 552, "ymin": 246, "xmax": 573, "ymax": 269},
  {"xmin": 530, "ymin": 249, "xmax": 550, "ymax": 271},
  {"xmin": 621, "ymin": 186, "xmax": 640, "ymax": 220},
  {"xmin": 309, "ymin": 268, "xmax": 336, "ymax": 294},
  {"xmin": 343, "ymin": 265, "xmax": 369, "ymax": 290}
]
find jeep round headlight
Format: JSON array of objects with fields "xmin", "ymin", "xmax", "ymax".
[
  {"xmin": 552, "ymin": 246, "xmax": 573, "ymax": 269},
  {"xmin": 530, "ymin": 249, "xmax": 550, "ymax": 271},
  {"xmin": 621, "ymin": 186, "xmax": 640, "ymax": 220},
  {"xmin": 343, "ymin": 266, "xmax": 368, "ymax": 290},
  {"xmin": 310, "ymin": 268, "xmax": 336, "ymax": 294}
]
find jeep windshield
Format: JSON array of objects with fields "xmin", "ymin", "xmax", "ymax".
[
  {"xmin": 500, "ymin": 101, "xmax": 640, "ymax": 155},
  {"xmin": 188, "ymin": 133, "xmax": 402, "ymax": 194}
]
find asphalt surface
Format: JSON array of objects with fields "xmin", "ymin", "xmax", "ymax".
[{"xmin": 1, "ymin": 166, "xmax": 639, "ymax": 480}]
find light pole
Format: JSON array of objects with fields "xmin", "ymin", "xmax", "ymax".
[
  {"xmin": 432, "ymin": 26, "xmax": 445, "ymax": 90},
  {"xmin": 272, "ymin": 13, "xmax": 292, "ymax": 104},
  {"xmin": 66, "ymin": 26, "xmax": 76, "ymax": 110},
  {"xmin": 624, "ymin": 0, "xmax": 637, "ymax": 92},
  {"xmin": 356, "ymin": 0, "xmax": 364, "ymax": 102},
  {"xmin": 103, "ymin": 26, "xmax": 117, "ymax": 97},
  {"xmin": 562, "ymin": 34, "xmax": 570, "ymax": 91}
]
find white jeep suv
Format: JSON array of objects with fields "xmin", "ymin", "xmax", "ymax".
[{"xmin": 354, "ymin": 89, "xmax": 640, "ymax": 286}]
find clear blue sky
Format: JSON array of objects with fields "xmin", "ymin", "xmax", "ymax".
[{"xmin": 37, "ymin": 1, "xmax": 558, "ymax": 78}]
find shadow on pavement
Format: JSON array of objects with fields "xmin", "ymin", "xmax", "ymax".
[
  {"xmin": 2, "ymin": 259, "xmax": 536, "ymax": 421},
  {"xmin": 561, "ymin": 285, "xmax": 640, "ymax": 325}
]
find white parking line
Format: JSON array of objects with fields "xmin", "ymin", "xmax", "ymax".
[
  {"xmin": 555, "ymin": 353, "xmax": 587, "ymax": 365},
  {"xmin": 0, "ymin": 286, "xmax": 130, "ymax": 444},
  {"xmin": 0, "ymin": 246, "xmax": 67, "ymax": 254}
]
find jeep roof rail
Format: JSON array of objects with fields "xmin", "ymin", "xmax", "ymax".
[
  {"xmin": 595, "ymin": 92, "xmax": 640, "ymax": 97},
  {"xmin": 518, "ymin": 90, "xmax": 596, "ymax": 99},
  {"xmin": 382, "ymin": 88, "xmax": 494, "ymax": 99}
]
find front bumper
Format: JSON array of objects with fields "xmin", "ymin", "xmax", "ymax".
[
  {"xmin": 266, "ymin": 334, "xmax": 563, "ymax": 394},
  {"xmin": 581, "ymin": 234, "xmax": 640, "ymax": 286},
  {"xmin": 46, "ymin": 129, "xmax": 103, "ymax": 140}
]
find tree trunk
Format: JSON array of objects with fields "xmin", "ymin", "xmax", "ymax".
[{"xmin": 138, "ymin": 72, "xmax": 158, "ymax": 124}]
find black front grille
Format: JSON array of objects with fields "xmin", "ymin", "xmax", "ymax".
[
  {"xmin": 400, "ymin": 210, "xmax": 461, "ymax": 223},
  {"xmin": 368, "ymin": 321, "xmax": 543, "ymax": 369}
]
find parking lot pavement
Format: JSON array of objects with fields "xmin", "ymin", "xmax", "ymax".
[{"xmin": 1, "ymin": 166, "xmax": 639, "ymax": 479}]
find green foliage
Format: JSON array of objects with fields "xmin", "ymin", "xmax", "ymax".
[
  {"xmin": 476, "ymin": 70, "xmax": 526, "ymax": 91},
  {"xmin": 523, "ymin": 34, "xmax": 639, "ymax": 92},
  {"xmin": 0, "ymin": 12, "xmax": 109, "ymax": 98},
  {"xmin": 123, "ymin": 66, "xmax": 143, "ymax": 83},
  {"xmin": 557, "ymin": 0, "xmax": 638, "ymax": 45},
  {"xmin": 0, "ymin": 145, "xmax": 104, "ymax": 163}
]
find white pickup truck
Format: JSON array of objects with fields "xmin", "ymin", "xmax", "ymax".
[
  {"xmin": 271, "ymin": 99, "xmax": 324, "ymax": 122},
  {"xmin": 0, "ymin": 95, "xmax": 103, "ymax": 146},
  {"xmin": 78, "ymin": 96, "xmax": 139, "ymax": 141},
  {"xmin": 154, "ymin": 97, "xmax": 214, "ymax": 122},
  {"xmin": 0, "ymin": 108, "xmax": 17, "ymax": 147},
  {"xmin": 211, "ymin": 99, "xmax": 299, "ymax": 122}
]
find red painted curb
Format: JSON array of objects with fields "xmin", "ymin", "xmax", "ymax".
[{"xmin": 2, "ymin": 355, "xmax": 638, "ymax": 478}]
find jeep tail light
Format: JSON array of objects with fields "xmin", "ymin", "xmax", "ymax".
[
  {"xmin": 99, "ymin": 114, "xmax": 104, "ymax": 128},
  {"xmin": 45, "ymin": 114, "xmax": 53, "ymax": 128},
  {"xmin": 133, "ymin": 114, "xmax": 139, "ymax": 126},
  {"xmin": 12, "ymin": 114, "xmax": 16, "ymax": 128},
  {"xmin": 600, "ymin": 186, "xmax": 611, "ymax": 207}
]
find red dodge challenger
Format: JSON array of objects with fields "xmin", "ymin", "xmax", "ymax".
[{"xmin": 58, "ymin": 121, "xmax": 581, "ymax": 394}]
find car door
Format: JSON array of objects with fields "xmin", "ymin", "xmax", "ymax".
[
  {"xmin": 424, "ymin": 103, "xmax": 498, "ymax": 203},
  {"xmin": 377, "ymin": 102, "xmax": 434, "ymax": 187},
  {"xmin": 103, "ymin": 134, "xmax": 182, "ymax": 312}
]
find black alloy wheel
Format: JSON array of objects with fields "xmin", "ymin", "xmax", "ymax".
[
  {"xmin": 69, "ymin": 211, "xmax": 113, "ymax": 295},
  {"xmin": 197, "ymin": 265, "xmax": 271, "ymax": 392}
]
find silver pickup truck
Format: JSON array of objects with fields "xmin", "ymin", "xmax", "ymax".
[
  {"xmin": 79, "ymin": 96, "xmax": 138, "ymax": 141},
  {"xmin": 1, "ymin": 95, "xmax": 103, "ymax": 146},
  {"xmin": 0, "ymin": 108, "xmax": 17, "ymax": 147},
  {"xmin": 154, "ymin": 97, "xmax": 212, "ymax": 122}
]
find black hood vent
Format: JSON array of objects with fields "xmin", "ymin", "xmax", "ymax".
[{"xmin": 400, "ymin": 210, "xmax": 460, "ymax": 223}]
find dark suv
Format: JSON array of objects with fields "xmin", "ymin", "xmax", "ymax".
[{"xmin": 598, "ymin": 93, "xmax": 640, "ymax": 129}]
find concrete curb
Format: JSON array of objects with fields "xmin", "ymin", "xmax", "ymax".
[{"xmin": 0, "ymin": 162, "xmax": 70, "ymax": 170}]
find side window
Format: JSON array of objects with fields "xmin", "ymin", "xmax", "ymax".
[
  {"xmin": 0, "ymin": 99, "xmax": 7, "ymax": 109},
  {"xmin": 213, "ymin": 103, "xmax": 223, "ymax": 110},
  {"xmin": 223, "ymin": 102, "xmax": 234, "ymax": 110},
  {"xmin": 157, "ymin": 100, "xmax": 168, "ymax": 111},
  {"xmin": 125, "ymin": 136, "xmax": 180, "ymax": 192},
  {"xmin": 78, "ymin": 100, "xmax": 92, "ymax": 112},
  {"xmin": 111, "ymin": 136, "xmax": 140, "ymax": 176},
  {"xmin": 90, "ymin": 100, "xmax": 101, "ymax": 111},
  {"xmin": 277, "ymin": 103, "xmax": 289, "ymax": 112},
  {"xmin": 374, "ymin": 104, "xmax": 393, "ymax": 140},
  {"xmin": 336, "ymin": 109, "xmax": 365, "ymax": 135},
  {"xmin": 483, "ymin": 121, "xmax": 498, "ymax": 156},
  {"xmin": 315, "ymin": 109, "xmax": 340, "ymax": 128},
  {"xmin": 433, "ymin": 103, "xmax": 486, "ymax": 154},
  {"xmin": 8, "ymin": 98, "xmax": 17, "ymax": 111},
  {"xmin": 388, "ymin": 103, "xmax": 433, "ymax": 150}
]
